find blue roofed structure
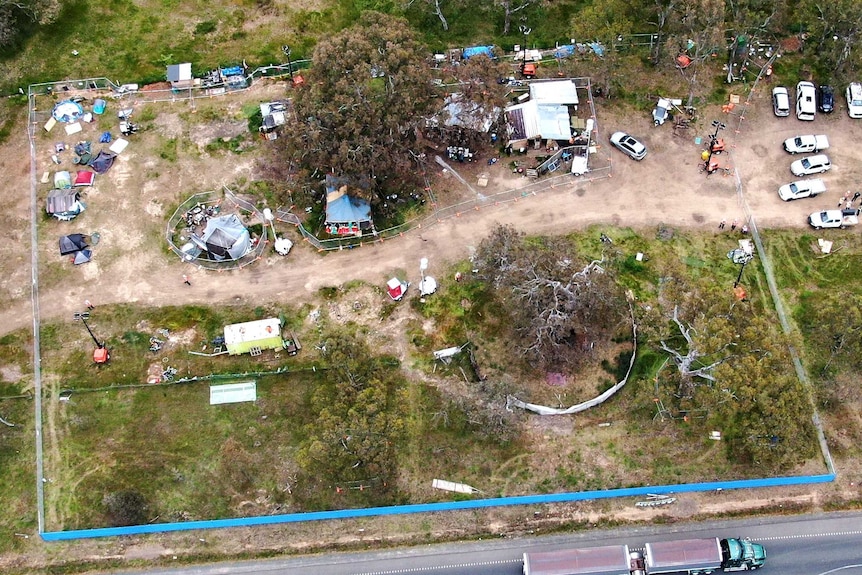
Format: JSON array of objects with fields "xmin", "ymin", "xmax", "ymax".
[{"xmin": 324, "ymin": 175, "xmax": 373, "ymax": 236}]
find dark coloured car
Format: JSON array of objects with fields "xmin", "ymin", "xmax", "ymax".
[{"xmin": 818, "ymin": 85, "xmax": 835, "ymax": 113}]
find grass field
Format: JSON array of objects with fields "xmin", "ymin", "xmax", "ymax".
[{"xmin": 17, "ymin": 218, "xmax": 849, "ymax": 533}]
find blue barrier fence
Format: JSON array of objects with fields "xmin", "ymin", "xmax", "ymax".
[{"xmin": 41, "ymin": 473, "xmax": 835, "ymax": 541}]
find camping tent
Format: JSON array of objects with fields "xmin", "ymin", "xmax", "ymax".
[
  {"xmin": 59, "ymin": 234, "xmax": 88, "ymax": 255},
  {"xmin": 89, "ymin": 150, "xmax": 117, "ymax": 174},
  {"xmin": 54, "ymin": 171, "xmax": 72, "ymax": 189},
  {"xmin": 46, "ymin": 189, "xmax": 86, "ymax": 220},
  {"xmin": 197, "ymin": 214, "xmax": 251, "ymax": 261},
  {"xmin": 73, "ymin": 249, "xmax": 92, "ymax": 265},
  {"xmin": 52, "ymin": 100, "xmax": 84, "ymax": 123},
  {"xmin": 74, "ymin": 171, "xmax": 95, "ymax": 187}
]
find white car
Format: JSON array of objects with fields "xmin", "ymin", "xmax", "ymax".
[
  {"xmin": 847, "ymin": 82, "xmax": 862, "ymax": 118},
  {"xmin": 783, "ymin": 134, "xmax": 829, "ymax": 154},
  {"xmin": 609, "ymin": 131, "xmax": 647, "ymax": 160},
  {"xmin": 808, "ymin": 209, "xmax": 859, "ymax": 229},
  {"xmin": 791, "ymin": 154, "xmax": 831, "ymax": 176},
  {"xmin": 772, "ymin": 87, "xmax": 790, "ymax": 117},
  {"xmin": 796, "ymin": 81, "xmax": 816, "ymax": 121},
  {"xmin": 778, "ymin": 178, "xmax": 826, "ymax": 201}
]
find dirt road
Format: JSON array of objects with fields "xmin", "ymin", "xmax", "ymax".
[{"xmin": 3, "ymin": 81, "xmax": 860, "ymax": 339}]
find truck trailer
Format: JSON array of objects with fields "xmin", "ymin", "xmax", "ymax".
[{"xmin": 524, "ymin": 538, "xmax": 765, "ymax": 575}]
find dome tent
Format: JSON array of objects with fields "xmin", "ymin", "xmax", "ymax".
[{"xmin": 197, "ymin": 214, "xmax": 251, "ymax": 261}]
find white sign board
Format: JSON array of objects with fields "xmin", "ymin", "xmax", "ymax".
[{"xmin": 210, "ymin": 381, "xmax": 257, "ymax": 405}]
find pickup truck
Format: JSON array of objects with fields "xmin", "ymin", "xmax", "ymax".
[
  {"xmin": 808, "ymin": 208, "xmax": 859, "ymax": 229},
  {"xmin": 778, "ymin": 178, "xmax": 826, "ymax": 201},
  {"xmin": 784, "ymin": 134, "xmax": 829, "ymax": 154}
]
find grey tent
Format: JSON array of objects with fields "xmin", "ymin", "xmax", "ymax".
[
  {"xmin": 73, "ymin": 249, "xmax": 92, "ymax": 265},
  {"xmin": 59, "ymin": 234, "xmax": 88, "ymax": 256},
  {"xmin": 89, "ymin": 150, "xmax": 117, "ymax": 174},
  {"xmin": 198, "ymin": 214, "xmax": 251, "ymax": 261}
]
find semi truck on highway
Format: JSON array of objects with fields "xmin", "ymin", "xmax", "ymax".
[{"xmin": 523, "ymin": 537, "xmax": 766, "ymax": 575}]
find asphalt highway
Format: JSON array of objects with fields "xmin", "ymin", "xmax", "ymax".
[{"xmin": 116, "ymin": 511, "xmax": 862, "ymax": 575}]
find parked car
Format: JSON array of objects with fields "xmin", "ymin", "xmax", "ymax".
[
  {"xmin": 778, "ymin": 178, "xmax": 826, "ymax": 201},
  {"xmin": 791, "ymin": 154, "xmax": 831, "ymax": 176},
  {"xmin": 609, "ymin": 131, "xmax": 647, "ymax": 160},
  {"xmin": 846, "ymin": 82, "xmax": 862, "ymax": 118},
  {"xmin": 783, "ymin": 134, "xmax": 829, "ymax": 154},
  {"xmin": 808, "ymin": 209, "xmax": 859, "ymax": 229},
  {"xmin": 818, "ymin": 85, "xmax": 835, "ymax": 113},
  {"xmin": 796, "ymin": 81, "xmax": 816, "ymax": 121},
  {"xmin": 772, "ymin": 86, "xmax": 790, "ymax": 117}
]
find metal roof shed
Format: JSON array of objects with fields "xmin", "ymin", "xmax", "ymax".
[
  {"xmin": 529, "ymin": 79, "xmax": 580, "ymax": 106},
  {"xmin": 223, "ymin": 318, "xmax": 283, "ymax": 355}
]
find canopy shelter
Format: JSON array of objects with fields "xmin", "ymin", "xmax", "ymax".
[
  {"xmin": 194, "ymin": 213, "xmax": 251, "ymax": 261},
  {"xmin": 47, "ymin": 189, "xmax": 86, "ymax": 221},
  {"xmin": 59, "ymin": 233, "xmax": 88, "ymax": 256},
  {"xmin": 324, "ymin": 174, "xmax": 373, "ymax": 236},
  {"xmin": 89, "ymin": 150, "xmax": 117, "ymax": 174},
  {"xmin": 52, "ymin": 100, "xmax": 84, "ymax": 123}
]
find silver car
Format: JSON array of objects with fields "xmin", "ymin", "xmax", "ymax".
[
  {"xmin": 772, "ymin": 86, "xmax": 790, "ymax": 117},
  {"xmin": 610, "ymin": 131, "xmax": 647, "ymax": 160}
]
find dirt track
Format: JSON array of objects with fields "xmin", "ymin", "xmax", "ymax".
[{"xmin": 3, "ymin": 79, "xmax": 861, "ymax": 339}]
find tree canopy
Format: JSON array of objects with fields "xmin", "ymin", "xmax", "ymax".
[
  {"xmin": 274, "ymin": 11, "xmax": 436, "ymax": 205},
  {"xmin": 474, "ymin": 225, "xmax": 627, "ymax": 373}
]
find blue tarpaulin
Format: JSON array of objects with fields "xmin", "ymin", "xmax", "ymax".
[{"xmin": 462, "ymin": 46, "xmax": 494, "ymax": 59}]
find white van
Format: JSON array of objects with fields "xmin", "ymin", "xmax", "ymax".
[{"xmin": 796, "ymin": 81, "xmax": 816, "ymax": 121}]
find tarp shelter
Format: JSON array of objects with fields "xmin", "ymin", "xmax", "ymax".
[
  {"xmin": 198, "ymin": 213, "xmax": 251, "ymax": 261},
  {"xmin": 432, "ymin": 94, "xmax": 500, "ymax": 133},
  {"xmin": 59, "ymin": 234, "xmax": 88, "ymax": 255},
  {"xmin": 324, "ymin": 174, "xmax": 373, "ymax": 236},
  {"xmin": 167, "ymin": 63, "xmax": 194, "ymax": 89},
  {"xmin": 73, "ymin": 249, "xmax": 92, "ymax": 265},
  {"xmin": 52, "ymin": 100, "xmax": 84, "ymax": 123},
  {"xmin": 46, "ymin": 189, "xmax": 86, "ymax": 220},
  {"xmin": 223, "ymin": 317, "xmax": 283, "ymax": 355},
  {"xmin": 462, "ymin": 45, "xmax": 494, "ymax": 59},
  {"xmin": 89, "ymin": 150, "xmax": 117, "ymax": 174}
]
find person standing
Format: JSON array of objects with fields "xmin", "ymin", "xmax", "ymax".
[
  {"xmin": 84, "ymin": 299, "xmax": 94, "ymax": 310},
  {"xmin": 183, "ymin": 274, "xmax": 191, "ymax": 286},
  {"xmin": 718, "ymin": 219, "xmax": 726, "ymax": 230},
  {"xmin": 731, "ymin": 220, "xmax": 738, "ymax": 231}
]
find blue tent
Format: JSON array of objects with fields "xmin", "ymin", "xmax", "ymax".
[{"xmin": 462, "ymin": 46, "xmax": 495, "ymax": 59}]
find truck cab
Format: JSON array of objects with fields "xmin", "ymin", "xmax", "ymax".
[{"xmin": 721, "ymin": 538, "xmax": 766, "ymax": 570}]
